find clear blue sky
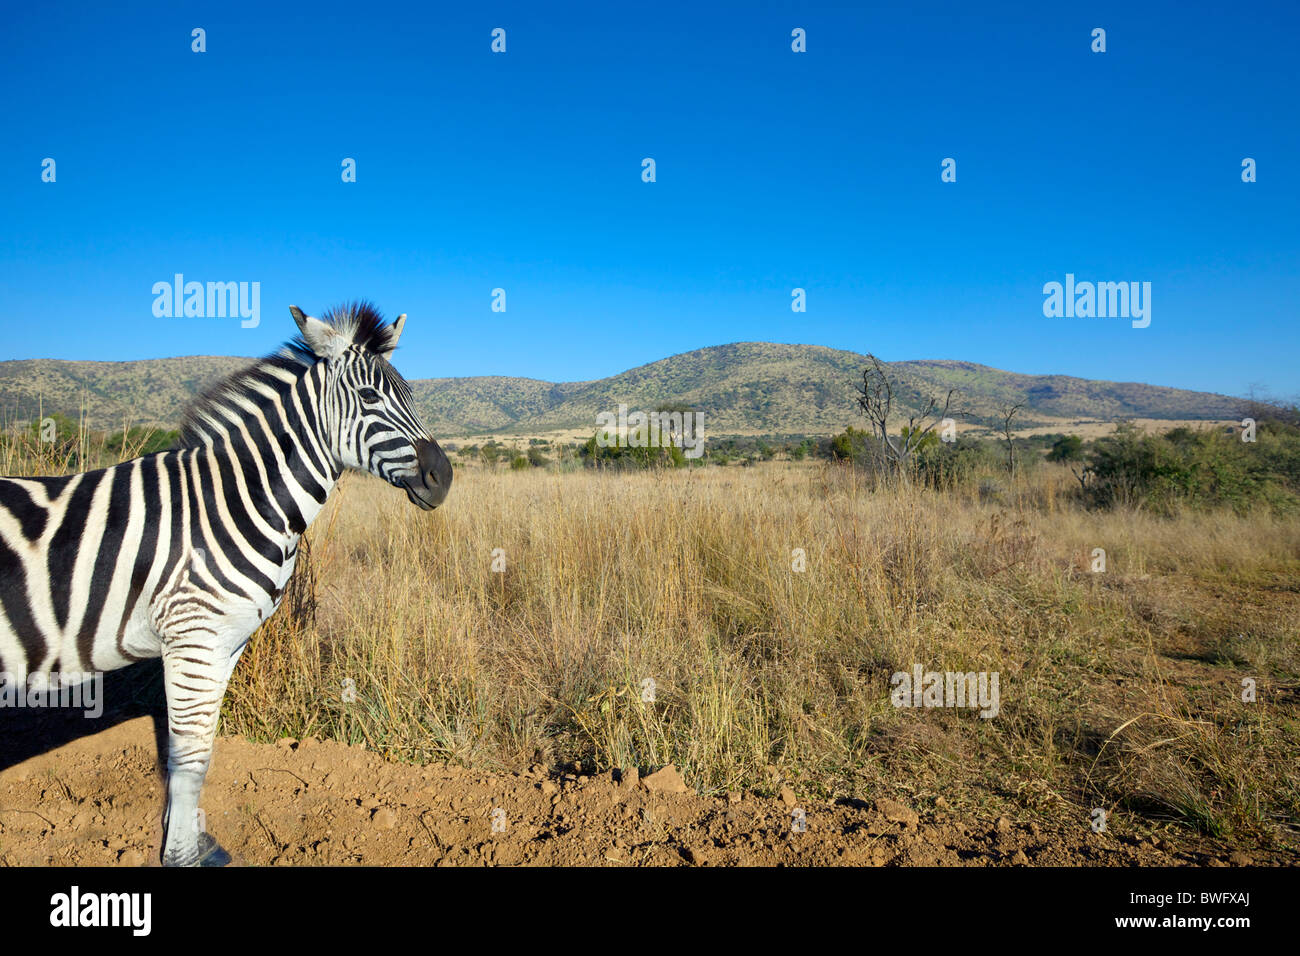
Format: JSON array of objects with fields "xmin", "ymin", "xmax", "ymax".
[{"xmin": 1, "ymin": 1, "xmax": 1296, "ymax": 399}]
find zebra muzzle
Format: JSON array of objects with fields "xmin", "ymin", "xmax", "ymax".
[{"xmin": 403, "ymin": 438, "xmax": 453, "ymax": 510}]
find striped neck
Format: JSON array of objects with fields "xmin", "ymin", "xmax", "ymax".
[{"xmin": 186, "ymin": 358, "xmax": 342, "ymax": 538}]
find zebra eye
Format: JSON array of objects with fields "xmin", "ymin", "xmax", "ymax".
[{"xmin": 358, "ymin": 387, "xmax": 383, "ymax": 405}]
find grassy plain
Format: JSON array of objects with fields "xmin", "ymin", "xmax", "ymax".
[{"xmin": 219, "ymin": 461, "xmax": 1300, "ymax": 854}]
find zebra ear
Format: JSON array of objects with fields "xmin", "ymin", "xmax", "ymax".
[
  {"xmin": 381, "ymin": 313, "xmax": 407, "ymax": 358},
  {"xmin": 289, "ymin": 305, "xmax": 348, "ymax": 359}
]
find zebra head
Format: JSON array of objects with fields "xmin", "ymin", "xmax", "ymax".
[{"xmin": 288, "ymin": 302, "xmax": 452, "ymax": 510}]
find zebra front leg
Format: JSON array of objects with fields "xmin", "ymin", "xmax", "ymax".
[{"xmin": 159, "ymin": 631, "xmax": 248, "ymax": 867}]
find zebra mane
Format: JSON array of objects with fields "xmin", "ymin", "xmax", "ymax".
[
  {"xmin": 177, "ymin": 300, "xmax": 399, "ymax": 448},
  {"xmin": 176, "ymin": 353, "xmax": 309, "ymax": 448}
]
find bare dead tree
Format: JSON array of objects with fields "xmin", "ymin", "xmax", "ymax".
[
  {"xmin": 999, "ymin": 402, "xmax": 1025, "ymax": 476},
  {"xmin": 1239, "ymin": 387, "xmax": 1300, "ymax": 430},
  {"xmin": 856, "ymin": 355, "xmax": 956, "ymax": 471},
  {"xmin": 1068, "ymin": 461, "xmax": 1093, "ymax": 493}
]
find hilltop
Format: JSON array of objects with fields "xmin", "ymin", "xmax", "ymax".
[{"xmin": 0, "ymin": 343, "xmax": 1241, "ymax": 437}]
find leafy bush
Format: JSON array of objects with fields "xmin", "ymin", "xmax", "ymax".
[
  {"xmin": 913, "ymin": 435, "xmax": 1002, "ymax": 489},
  {"xmin": 26, "ymin": 411, "xmax": 80, "ymax": 444},
  {"xmin": 578, "ymin": 434, "xmax": 687, "ymax": 470},
  {"xmin": 1046, "ymin": 434, "xmax": 1084, "ymax": 462},
  {"xmin": 1083, "ymin": 421, "xmax": 1300, "ymax": 513},
  {"xmin": 822, "ymin": 426, "xmax": 871, "ymax": 463},
  {"xmin": 105, "ymin": 425, "xmax": 179, "ymax": 456}
]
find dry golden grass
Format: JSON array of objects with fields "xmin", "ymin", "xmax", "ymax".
[
  {"xmin": 4, "ymin": 414, "xmax": 1294, "ymax": 850},
  {"xmin": 220, "ymin": 461, "xmax": 1300, "ymax": 852}
]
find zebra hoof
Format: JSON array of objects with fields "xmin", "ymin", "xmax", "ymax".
[{"xmin": 197, "ymin": 831, "xmax": 232, "ymax": 867}]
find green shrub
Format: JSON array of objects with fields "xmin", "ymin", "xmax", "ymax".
[
  {"xmin": 105, "ymin": 425, "xmax": 179, "ymax": 456},
  {"xmin": 1046, "ymin": 434, "xmax": 1084, "ymax": 462},
  {"xmin": 913, "ymin": 435, "xmax": 1001, "ymax": 489},
  {"xmin": 1083, "ymin": 421, "xmax": 1299, "ymax": 514}
]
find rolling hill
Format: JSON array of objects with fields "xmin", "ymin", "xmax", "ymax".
[{"xmin": 0, "ymin": 343, "xmax": 1243, "ymax": 437}]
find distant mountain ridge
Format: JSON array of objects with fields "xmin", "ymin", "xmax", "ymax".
[{"xmin": 0, "ymin": 343, "xmax": 1242, "ymax": 437}]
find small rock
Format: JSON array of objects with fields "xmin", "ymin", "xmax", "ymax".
[
  {"xmin": 875, "ymin": 798, "xmax": 919, "ymax": 828},
  {"xmin": 642, "ymin": 764, "xmax": 689, "ymax": 794},
  {"xmin": 779, "ymin": 786, "xmax": 797, "ymax": 809},
  {"xmin": 540, "ymin": 780, "xmax": 558, "ymax": 795},
  {"xmin": 371, "ymin": 807, "xmax": 397, "ymax": 829},
  {"xmin": 1011, "ymin": 849, "xmax": 1029, "ymax": 865}
]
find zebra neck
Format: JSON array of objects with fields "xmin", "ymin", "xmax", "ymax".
[
  {"xmin": 265, "ymin": 363, "xmax": 342, "ymax": 536},
  {"xmin": 188, "ymin": 361, "xmax": 343, "ymax": 539}
]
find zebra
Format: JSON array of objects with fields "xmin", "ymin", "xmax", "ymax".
[{"xmin": 0, "ymin": 301, "xmax": 452, "ymax": 866}]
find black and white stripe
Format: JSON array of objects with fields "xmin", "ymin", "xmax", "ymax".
[{"xmin": 0, "ymin": 301, "xmax": 451, "ymax": 866}]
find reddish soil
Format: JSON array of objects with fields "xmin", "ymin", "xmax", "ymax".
[{"xmin": 0, "ymin": 717, "xmax": 1283, "ymax": 866}]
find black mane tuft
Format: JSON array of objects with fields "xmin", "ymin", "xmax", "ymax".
[{"xmin": 285, "ymin": 299, "xmax": 397, "ymax": 362}]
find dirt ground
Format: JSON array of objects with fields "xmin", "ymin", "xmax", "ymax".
[{"xmin": 0, "ymin": 716, "xmax": 1282, "ymax": 867}]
